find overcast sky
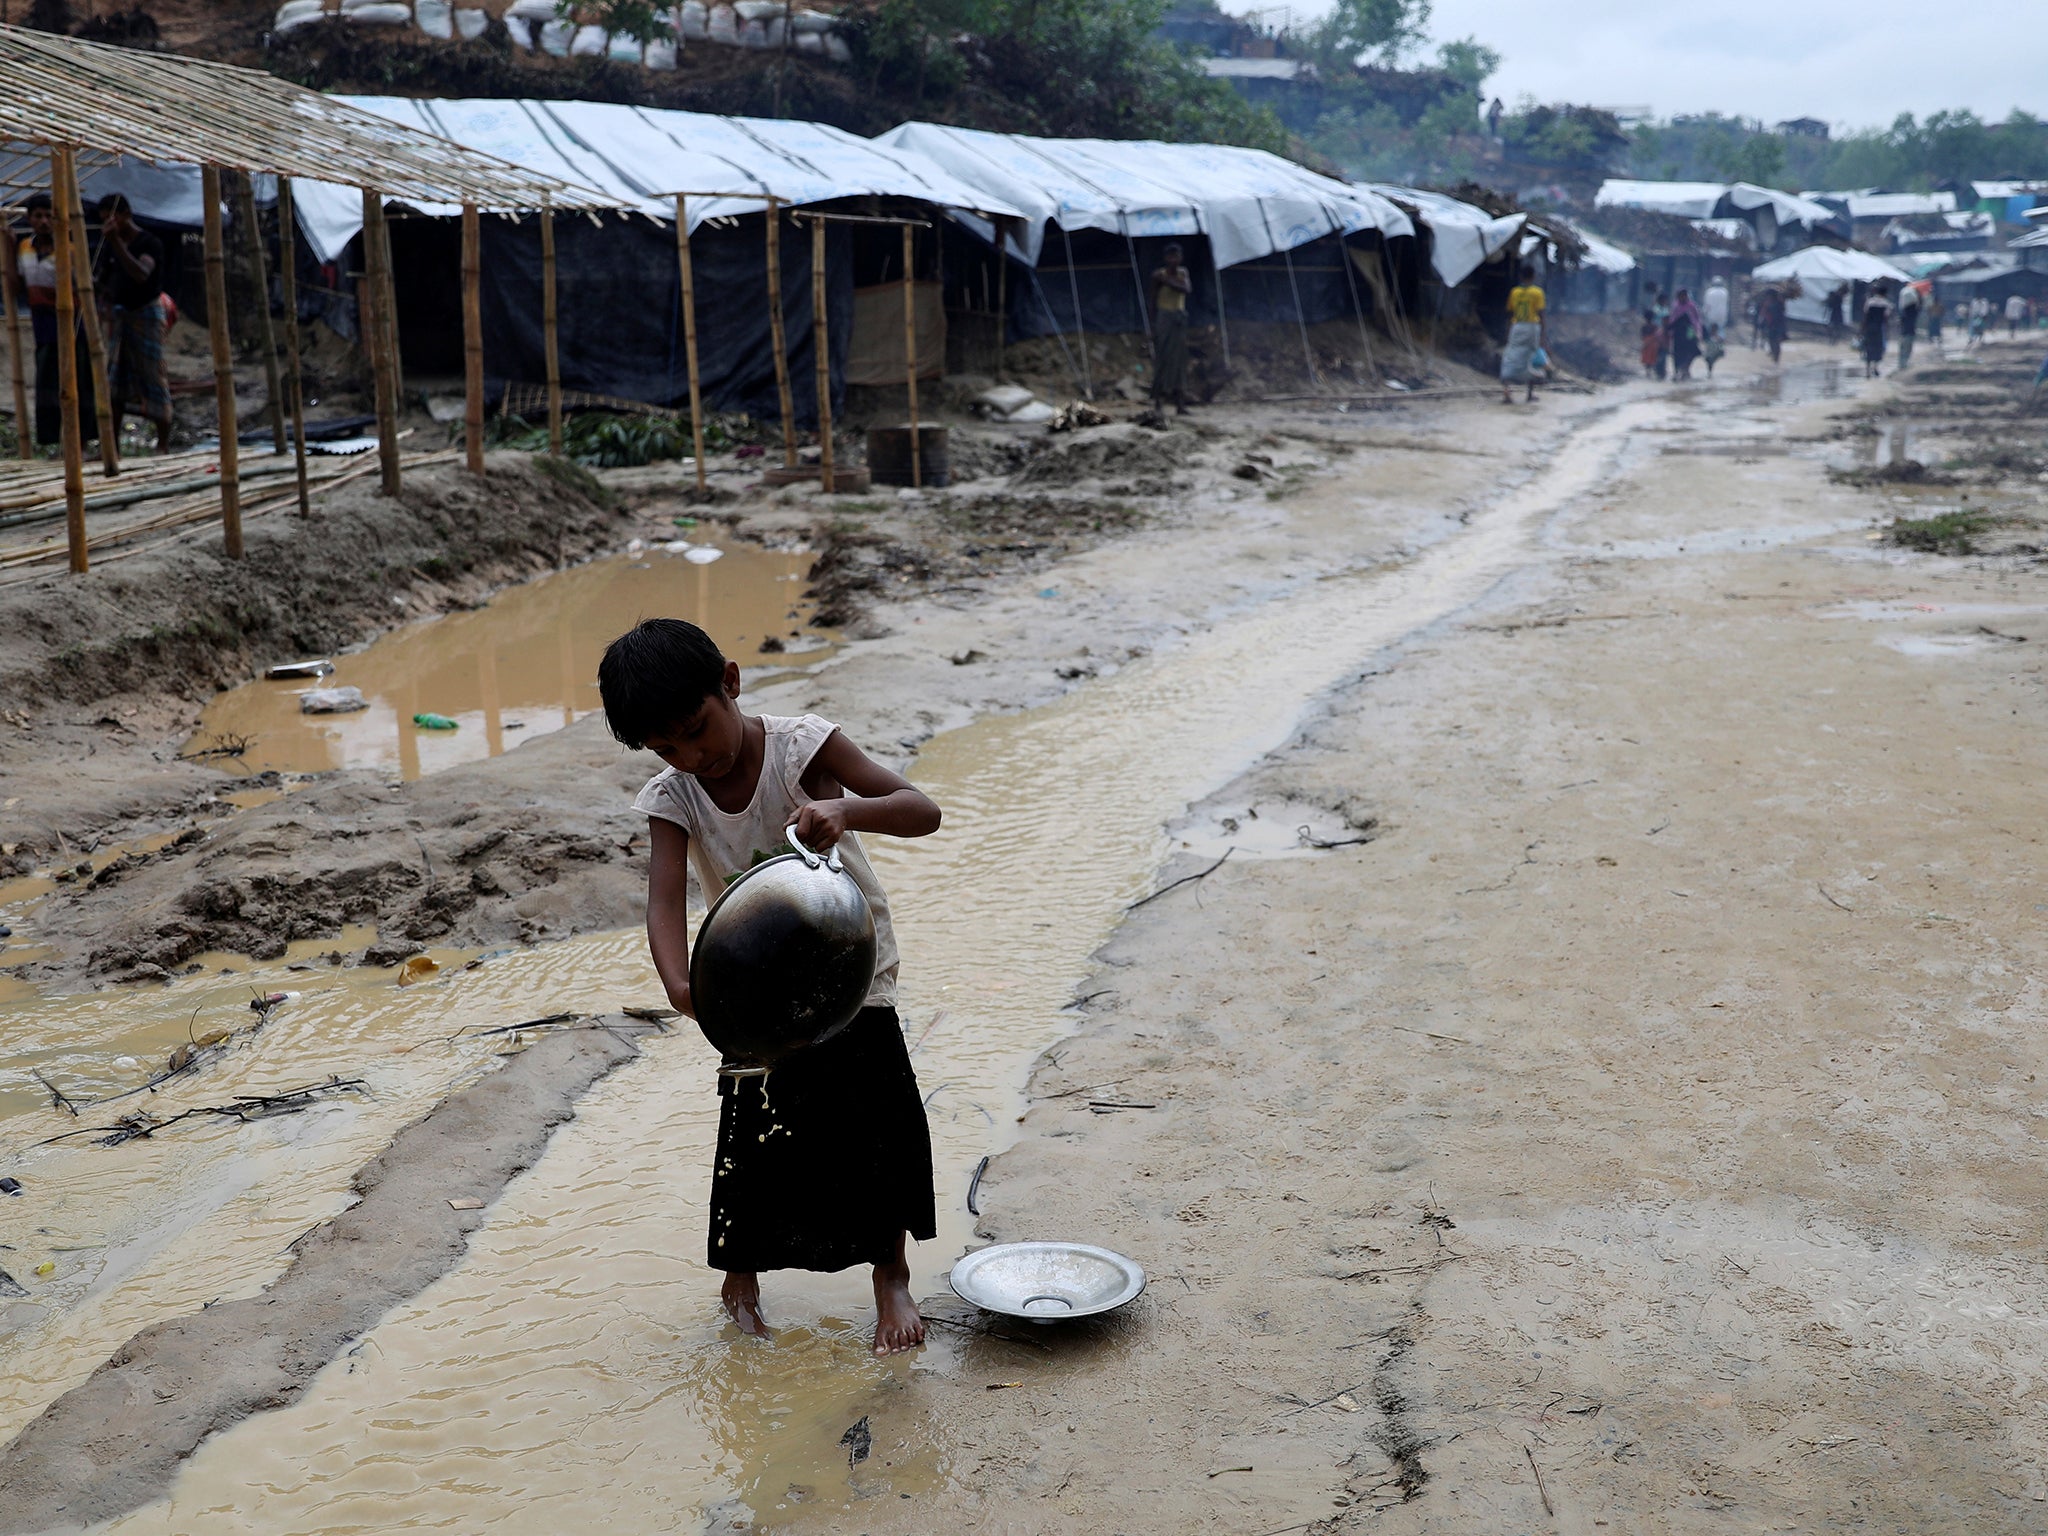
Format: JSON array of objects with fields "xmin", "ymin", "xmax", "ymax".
[{"xmin": 1218, "ymin": 0, "xmax": 2048, "ymax": 130}]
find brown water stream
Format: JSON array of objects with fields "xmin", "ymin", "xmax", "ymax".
[
  {"xmin": 4, "ymin": 400, "xmax": 1662, "ymax": 1531},
  {"xmin": 186, "ymin": 540, "xmax": 829, "ymax": 779}
]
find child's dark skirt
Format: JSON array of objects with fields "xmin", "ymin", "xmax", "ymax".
[{"xmin": 709, "ymin": 1006, "xmax": 936, "ymax": 1273}]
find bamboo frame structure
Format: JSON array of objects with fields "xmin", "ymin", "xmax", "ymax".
[
  {"xmin": 540, "ymin": 203, "xmax": 560, "ymax": 456},
  {"xmin": 276, "ymin": 177, "xmax": 310, "ymax": 515},
  {"xmin": 902, "ymin": 222, "xmax": 920, "ymax": 489},
  {"xmin": 199, "ymin": 164, "xmax": 242, "ymax": 559},
  {"xmin": 672, "ymin": 194, "xmax": 707, "ymax": 495},
  {"xmin": 764, "ymin": 198, "xmax": 796, "ymax": 468},
  {"xmin": 230, "ymin": 172, "xmax": 286, "ymax": 454},
  {"xmin": 809, "ymin": 214, "xmax": 830, "ymax": 491},
  {"xmin": 461, "ymin": 203, "xmax": 483, "ymax": 475},
  {"xmin": 994, "ymin": 221, "xmax": 1008, "ymax": 383},
  {"xmin": 1, "ymin": 211, "xmax": 30, "ymax": 462},
  {"xmin": 51, "ymin": 148, "xmax": 83, "ymax": 571},
  {"xmin": 58, "ymin": 154, "xmax": 115, "ymax": 475},
  {"xmin": 360, "ymin": 189, "xmax": 400, "ymax": 497},
  {"xmin": 1058, "ymin": 224, "xmax": 1093, "ymax": 399}
]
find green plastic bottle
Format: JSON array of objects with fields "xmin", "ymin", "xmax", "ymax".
[{"xmin": 412, "ymin": 713, "xmax": 458, "ymax": 731}]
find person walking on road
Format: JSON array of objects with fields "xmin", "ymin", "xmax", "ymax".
[
  {"xmin": 2006, "ymin": 292, "xmax": 2027, "ymax": 338},
  {"xmin": 1148, "ymin": 242, "xmax": 1193, "ymax": 416},
  {"xmin": 1896, "ymin": 280, "xmax": 1922, "ymax": 370},
  {"xmin": 1703, "ymin": 275, "xmax": 1731, "ymax": 335},
  {"xmin": 1925, "ymin": 293, "xmax": 1944, "ymax": 351},
  {"xmin": 1669, "ymin": 287, "xmax": 1704, "ymax": 380},
  {"xmin": 1755, "ymin": 284, "xmax": 1788, "ymax": 365},
  {"xmin": 1860, "ymin": 283, "xmax": 1892, "ymax": 378},
  {"xmin": 1500, "ymin": 261, "xmax": 1545, "ymax": 404},
  {"xmin": 1825, "ymin": 285, "xmax": 1848, "ymax": 347}
]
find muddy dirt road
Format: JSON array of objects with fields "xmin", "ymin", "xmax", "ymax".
[{"xmin": 6, "ymin": 339, "xmax": 2047, "ymax": 1532}]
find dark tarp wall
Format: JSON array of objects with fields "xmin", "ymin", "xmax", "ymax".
[
  {"xmin": 1000, "ymin": 226, "xmax": 1388, "ymax": 341},
  {"xmin": 384, "ymin": 210, "xmax": 854, "ymax": 426}
]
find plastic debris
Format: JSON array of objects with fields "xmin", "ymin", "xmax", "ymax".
[
  {"xmin": 266, "ymin": 659, "xmax": 334, "ymax": 680},
  {"xmin": 448, "ymin": 1196, "xmax": 486, "ymax": 1211},
  {"xmin": 1048, "ymin": 401, "xmax": 1111, "ymax": 432},
  {"xmin": 0, "ymin": 1177, "xmax": 21, "ymax": 1196},
  {"xmin": 684, "ymin": 546, "xmax": 724, "ymax": 565},
  {"xmin": 300, "ymin": 686, "xmax": 367, "ymax": 714},
  {"xmin": 397, "ymin": 955, "xmax": 440, "ymax": 987},
  {"xmin": 34, "ymin": 1261, "xmax": 54, "ymax": 1277},
  {"xmin": 412, "ymin": 713, "xmax": 459, "ymax": 731}
]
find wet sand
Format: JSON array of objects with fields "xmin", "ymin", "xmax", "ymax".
[{"xmin": 8, "ymin": 339, "xmax": 2048, "ymax": 1530}]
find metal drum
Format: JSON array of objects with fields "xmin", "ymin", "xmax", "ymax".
[{"xmin": 690, "ymin": 827, "xmax": 877, "ymax": 1069}]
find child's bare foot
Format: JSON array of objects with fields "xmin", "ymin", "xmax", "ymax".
[
  {"xmin": 872, "ymin": 1235, "xmax": 924, "ymax": 1357},
  {"xmin": 721, "ymin": 1271, "xmax": 769, "ymax": 1337}
]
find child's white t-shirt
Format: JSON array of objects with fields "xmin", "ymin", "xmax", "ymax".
[{"xmin": 632, "ymin": 712, "xmax": 898, "ymax": 1007}]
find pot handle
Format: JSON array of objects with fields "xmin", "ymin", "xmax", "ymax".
[{"xmin": 785, "ymin": 823, "xmax": 845, "ymax": 874}]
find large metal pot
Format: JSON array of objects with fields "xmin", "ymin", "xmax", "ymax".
[{"xmin": 690, "ymin": 826, "xmax": 877, "ymax": 1069}]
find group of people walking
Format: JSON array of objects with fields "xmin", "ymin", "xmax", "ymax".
[
  {"xmin": 1638, "ymin": 277, "xmax": 1730, "ymax": 381},
  {"xmin": 11, "ymin": 190, "xmax": 173, "ymax": 455}
]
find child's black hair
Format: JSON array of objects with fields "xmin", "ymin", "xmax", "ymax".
[{"xmin": 598, "ymin": 618, "xmax": 728, "ymax": 749}]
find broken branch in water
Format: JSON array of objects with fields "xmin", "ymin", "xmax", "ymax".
[
  {"xmin": 175, "ymin": 731, "xmax": 255, "ymax": 763},
  {"xmin": 1127, "ymin": 848, "xmax": 1233, "ymax": 911},
  {"xmin": 1297, "ymin": 822, "xmax": 1379, "ymax": 850},
  {"xmin": 33, "ymin": 1077, "xmax": 369, "ymax": 1147},
  {"xmin": 1525, "ymin": 1445, "xmax": 1554, "ymax": 1517},
  {"xmin": 31, "ymin": 1068, "xmax": 79, "ymax": 1116},
  {"xmin": 967, "ymin": 1154, "xmax": 990, "ymax": 1216},
  {"xmin": 1817, "ymin": 883, "xmax": 1853, "ymax": 913},
  {"xmin": 447, "ymin": 1012, "xmax": 580, "ymax": 1043}
]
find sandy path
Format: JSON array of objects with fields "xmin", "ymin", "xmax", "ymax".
[{"xmin": 915, "ymin": 360, "xmax": 2048, "ymax": 1531}]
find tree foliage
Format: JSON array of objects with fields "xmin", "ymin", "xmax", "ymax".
[
  {"xmin": 1626, "ymin": 109, "xmax": 2048, "ymax": 190},
  {"xmin": 1305, "ymin": 0, "xmax": 1434, "ymax": 67},
  {"xmin": 851, "ymin": 0, "xmax": 1286, "ymax": 149},
  {"xmin": 557, "ymin": 0, "xmax": 670, "ymax": 45}
]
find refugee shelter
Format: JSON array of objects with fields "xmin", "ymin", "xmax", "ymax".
[
  {"xmin": 1596, "ymin": 179, "xmax": 1838, "ymax": 253},
  {"xmin": 871, "ymin": 121, "xmax": 1416, "ymax": 388},
  {"xmin": 292, "ymin": 97, "xmax": 1022, "ymax": 429},
  {"xmin": 1751, "ymin": 244, "xmax": 1909, "ymax": 327},
  {"xmin": 0, "ymin": 24, "xmax": 607, "ymax": 575},
  {"xmin": 1930, "ymin": 261, "xmax": 2048, "ymax": 314},
  {"xmin": 1546, "ymin": 226, "xmax": 1638, "ymax": 313}
]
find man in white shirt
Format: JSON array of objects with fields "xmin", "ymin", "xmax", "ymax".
[
  {"xmin": 2007, "ymin": 292, "xmax": 2028, "ymax": 337},
  {"xmin": 1702, "ymin": 276, "xmax": 1730, "ymax": 332}
]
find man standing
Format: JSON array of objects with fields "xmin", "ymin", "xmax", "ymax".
[
  {"xmin": 1148, "ymin": 242, "xmax": 1193, "ymax": 417},
  {"xmin": 1824, "ymin": 284, "xmax": 1847, "ymax": 346},
  {"xmin": 14, "ymin": 191, "xmax": 93, "ymax": 448},
  {"xmin": 1896, "ymin": 280, "xmax": 1921, "ymax": 370},
  {"xmin": 1702, "ymin": 275, "xmax": 1730, "ymax": 334},
  {"xmin": 93, "ymin": 193, "xmax": 170, "ymax": 453},
  {"xmin": 2006, "ymin": 291, "xmax": 2027, "ymax": 339}
]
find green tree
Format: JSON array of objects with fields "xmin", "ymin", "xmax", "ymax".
[
  {"xmin": 556, "ymin": 0, "xmax": 668, "ymax": 44},
  {"xmin": 1435, "ymin": 36, "xmax": 1499, "ymax": 89},
  {"xmin": 1727, "ymin": 133, "xmax": 1786, "ymax": 186},
  {"xmin": 1310, "ymin": 0, "xmax": 1434, "ymax": 66}
]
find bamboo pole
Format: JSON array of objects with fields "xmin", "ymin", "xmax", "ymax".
[
  {"xmin": 200, "ymin": 164, "xmax": 243, "ymax": 558},
  {"xmin": 276, "ymin": 177, "xmax": 310, "ymax": 515},
  {"xmin": 360, "ymin": 189, "xmax": 400, "ymax": 497},
  {"xmin": 374, "ymin": 196, "xmax": 403, "ymax": 451},
  {"xmin": 764, "ymin": 197, "xmax": 796, "ymax": 468},
  {"xmin": 58, "ymin": 153, "xmax": 116, "ymax": 475},
  {"xmin": 902, "ymin": 222, "xmax": 920, "ymax": 490},
  {"xmin": 51, "ymin": 147, "xmax": 85, "ymax": 571},
  {"xmin": 1, "ymin": 206, "xmax": 31, "ymax": 461},
  {"xmin": 230, "ymin": 172, "xmax": 286, "ymax": 454},
  {"xmin": 1059, "ymin": 224, "xmax": 1092, "ymax": 399},
  {"xmin": 461, "ymin": 202, "xmax": 483, "ymax": 475},
  {"xmin": 994, "ymin": 220, "xmax": 1007, "ymax": 382},
  {"xmin": 810, "ymin": 214, "xmax": 831, "ymax": 492},
  {"xmin": 673, "ymin": 193, "xmax": 707, "ymax": 496},
  {"xmin": 540, "ymin": 202, "xmax": 561, "ymax": 456}
]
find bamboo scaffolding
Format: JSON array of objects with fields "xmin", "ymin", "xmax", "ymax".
[
  {"xmin": 200, "ymin": 164, "xmax": 242, "ymax": 558},
  {"xmin": 1, "ymin": 206, "xmax": 30, "ymax": 460},
  {"xmin": 50, "ymin": 147, "xmax": 84, "ymax": 571},
  {"xmin": 810, "ymin": 214, "xmax": 830, "ymax": 492},
  {"xmin": 461, "ymin": 203, "xmax": 483, "ymax": 475},
  {"xmin": 765, "ymin": 198, "xmax": 796, "ymax": 468},
  {"xmin": 360, "ymin": 189, "xmax": 400, "ymax": 497},
  {"xmin": 672, "ymin": 194, "xmax": 707, "ymax": 495},
  {"xmin": 902, "ymin": 222, "xmax": 920, "ymax": 489},
  {"xmin": 58, "ymin": 153, "xmax": 115, "ymax": 475},
  {"xmin": 276, "ymin": 177, "xmax": 310, "ymax": 515},
  {"xmin": 230, "ymin": 171, "xmax": 286, "ymax": 454},
  {"xmin": 540, "ymin": 203, "xmax": 560, "ymax": 456}
]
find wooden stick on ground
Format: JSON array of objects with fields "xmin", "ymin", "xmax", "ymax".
[
  {"xmin": 360, "ymin": 188, "xmax": 399, "ymax": 497},
  {"xmin": 810, "ymin": 214, "xmax": 831, "ymax": 492},
  {"xmin": 51, "ymin": 147, "xmax": 85, "ymax": 571},
  {"xmin": 461, "ymin": 202, "xmax": 483, "ymax": 475},
  {"xmin": 58, "ymin": 150, "xmax": 116, "ymax": 475},
  {"xmin": 902, "ymin": 222, "xmax": 921, "ymax": 489},
  {"xmin": 200, "ymin": 165, "xmax": 242, "ymax": 558},
  {"xmin": 540, "ymin": 202, "xmax": 561, "ymax": 456},
  {"xmin": 276, "ymin": 178, "xmax": 310, "ymax": 515},
  {"xmin": 1, "ymin": 204, "xmax": 31, "ymax": 461},
  {"xmin": 373, "ymin": 195, "xmax": 403, "ymax": 492},
  {"xmin": 230, "ymin": 171, "xmax": 286, "ymax": 454},
  {"xmin": 764, "ymin": 197, "xmax": 796, "ymax": 468},
  {"xmin": 673, "ymin": 194, "xmax": 707, "ymax": 495}
]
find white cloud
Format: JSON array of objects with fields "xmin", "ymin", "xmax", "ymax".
[{"xmin": 1215, "ymin": 0, "xmax": 2048, "ymax": 127}]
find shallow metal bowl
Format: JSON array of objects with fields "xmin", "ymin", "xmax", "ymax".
[
  {"xmin": 948, "ymin": 1241, "xmax": 1146, "ymax": 1323},
  {"xmin": 690, "ymin": 830, "xmax": 876, "ymax": 1068}
]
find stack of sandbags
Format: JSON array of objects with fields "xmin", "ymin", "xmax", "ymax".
[
  {"xmin": 273, "ymin": 0, "xmax": 329, "ymax": 34},
  {"xmin": 454, "ymin": 6, "xmax": 488, "ymax": 37},
  {"xmin": 415, "ymin": 0, "xmax": 452, "ymax": 36},
  {"xmin": 338, "ymin": 0, "xmax": 412, "ymax": 22},
  {"xmin": 503, "ymin": 0, "xmax": 555, "ymax": 48}
]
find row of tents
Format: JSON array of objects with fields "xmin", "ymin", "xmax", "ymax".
[{"xmin": 57, "ymin": 98, "xmax": 1646, "ymax": 418}]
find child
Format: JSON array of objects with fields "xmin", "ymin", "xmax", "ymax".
[{"xmin": 598, "ymin": 618, "xmax": 943, "ymax": 1356}]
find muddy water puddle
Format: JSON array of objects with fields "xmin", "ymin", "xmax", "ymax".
[
  {"xmin": 187, "ymin": 542, "xmax": 829, "ymax": 779},
  {"xmin": 22, "ymin": 399, "xmax": 1680, "ymax": 1536}
]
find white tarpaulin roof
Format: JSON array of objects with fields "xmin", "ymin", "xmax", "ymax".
[
  {"xmin": 1753, "ymin": 244, "xmax": 1908, "ymax": 326},
  {"xmin": 1844, "ymin": 190, "xmax": 1955, "ymax": 219},
  {"xmin": 1567, "ymin": 223, "xmax": 1637, "ymax": 275},
  {"xmin": 1360, "ymin": 185, "xmax": 1522, "ymax": 286},
  {"xmin": 1597, "ymin": 179, "xmax": 1833, "ymax": 228},
  {"xmin": 288, "ymin": 97, "xmax": 1026, "ymax": 263},
  {"xmin": 872, "ymin": 121, "xmax": 1412, "ymax": 270}
]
